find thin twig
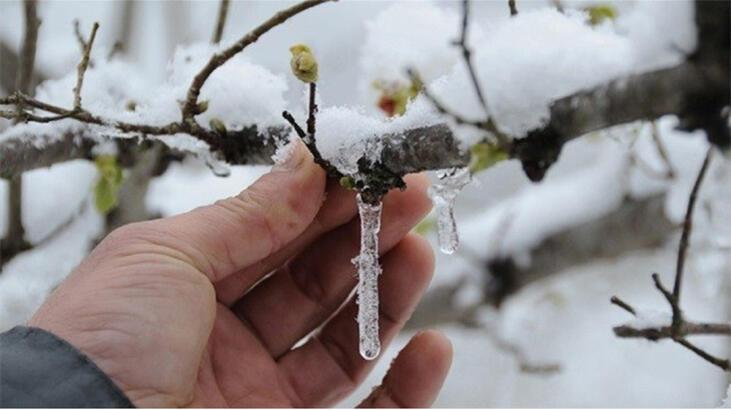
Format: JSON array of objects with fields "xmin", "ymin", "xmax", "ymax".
[
  {"xmin": 181, "ymin": 0, "xmax": 334, "ymax": 124},
  {"xmin": 673, "ymin": 147, "xmax": 712, "ymax": 301},
  {"xmin": 282, "ymin": 83, "xmax": 336, "ymax": 177},
  {"xmin": 610, "ymin": 147, "xmax": 727, "ymax": 372},
  {"xmin": 614, "ymin": 322, "xmax": 731, "ymax": 339},
  {"xmin": 406, "ymin": 69, "xmax": 485, "ymax": 129},
  {"xmin": 610, "ymin": 296, "xmax": 636, "ymax": 315},
  {"xmin": 211, "ymin": 0, "xmax": 230, "ymax": 44},
  {"xmin": 2, "ymin": 0, "xmax": 39, "ymax": 271},
  {"xmin": 73, "ymin": 22, "xmax": 99, "ymax": 111},
  {"xmin": 676, "ymin": 339, "xmax": 729, "ymax": 370},
  {"xmin": 412, "ymin": 0, "xmax": 510, "ymax": 149},
  {"xmin": 508, "ymin": 0, "xmax": 518, "ymax": 16},
  {"xmin": 650, "ymin": 121, "xmax": 675, "ymax": 178},
  {"xmin": 307, "ymin": 82, "xmax": 317, "ymax": 141},
  {"xmin": 15, "ymin": 0, "xmax": 40, "ymax": 96},
  {"xmin": 73, "ymin": 19, "xmax": 88, "ymax": 52}
]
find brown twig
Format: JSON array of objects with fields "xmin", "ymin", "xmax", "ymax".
[
  {"xmin": 211, "ymin": 0, "xmax": 230, "ymax": 44},
  {"xmin": 508, "ymin": 0, "xmax": 518, "ymax": 16},
  {"xmin": 73, "ymin": 22, "xmax": 99, "ymax": 111},
  {"xmin": 610, "ymin": 296, "xmax": 636, "ymax": 315},
  {"xmin": 411, "ymin": 0, "xmax": 509, "ymax": 149},
  {"xmin": 673, "ymin": 147, "xmax": 712, "ymax": 302},
  {"xmin": 2, "ymin": 0, "xmax": 39, "ymax": 271},
  {"xmin": 650, "ymin": 121, "xmax": 675, "ymax": 178},
  {"xmin": 282, "ymin": 83, "xmax": 338, "ymax": 178},
  {"xmin": 15, "ymin": 0, "xmax": 40, "ymax": 97},
  {"xmin": 73, "ymin": 19, "xmax": 88, "ymax": 52},
  {"xmin": 181, "ymin": 0, "xmax": 334, "ymax": 125},
  {"xmin": 610, "ymin": 147, "xmax": 729, "ymax": 372}
]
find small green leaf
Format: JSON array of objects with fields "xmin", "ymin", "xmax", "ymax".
[
  {"xmin": 289, "ymin": 43, "xmax": 319, "ymax": 83},
  {"xmin": 585, "ymin": 4, "xmax": 617, "ymax": 26},
  {"xmin": 469, "ymin": 142, "xmax": 508, "ymax": 173},
  {"xmin": 93, "ymin": 155, "xmax": 124, "ymax": 215}
]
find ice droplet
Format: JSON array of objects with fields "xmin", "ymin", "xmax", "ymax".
[
  {"xmin": 428, "ymin": 168, "xmax": 471, "ymax": 254},
  {"xmin": 352, "ymin": 193, "xmax": 383, "ymax": 360}
]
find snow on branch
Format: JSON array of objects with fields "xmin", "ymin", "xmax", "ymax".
[
  {"xmin": 0, "ymin": 61, "xmax": 715, "ymax": 179},
  {"xmin": 0, "ymin": 0, "xmax": 727, "ymax": 187}
]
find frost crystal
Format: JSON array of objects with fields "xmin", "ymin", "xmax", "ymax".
[
  {"xmin": 428, "ymin": 168, "xmax": 471, "ymax": 254},
  {"xmin": 352, "ymin": 194, "xmax": 383, "ymax": 360}
]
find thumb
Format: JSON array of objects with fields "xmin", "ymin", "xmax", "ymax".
[
  {"xmin": 123, "ymin": 140, "xmax": 326, "ymax": 282},
  {"xmin": 358, "ymin": 330, "xmax": 453, "ymax": 408}
]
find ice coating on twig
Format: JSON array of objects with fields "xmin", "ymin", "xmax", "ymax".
[
  {"xmin": 428, "ymin": 167, "xmax": 471, "ymax": 254},
  {"xmin": 353, "ymin": 193, "xmax": 383, "ymax": 360}
]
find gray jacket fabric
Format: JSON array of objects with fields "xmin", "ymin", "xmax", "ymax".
[{"xmin": 0, "ymin": 326, "xmax": 133, "ymax": 408}]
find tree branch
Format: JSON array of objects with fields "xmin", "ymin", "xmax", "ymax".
[
  {"xmin": 1, "ymin": 1, "xmax": 727, "ymax": 189},
  {"xmin": 2, "ymin": 0, "xmax": 40, "ymax": 270},
  {"xmin": 610, "ymin": 148, "xmax": 730, "ymax": 372}
]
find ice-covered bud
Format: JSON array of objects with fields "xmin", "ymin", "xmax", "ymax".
[{"xmin": 289, "ymin": 43, "xmax": 319, "ymax": 84}]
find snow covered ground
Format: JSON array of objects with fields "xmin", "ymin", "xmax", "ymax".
[{"xmin": 1, "ymin": 0, "xmax": 729, "ymax": 406}]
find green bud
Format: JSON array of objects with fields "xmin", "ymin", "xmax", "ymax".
[
  {"xmin": 585, "ymin": 4, "xmax": 617, "ymax": 26},
  {"xmin": 289, "ymin": 43, "xmax": 319, "ymax": 83},
  {"xmin": 209, "ymin": 118, "xmax": 227, "ymax": 135},
  {"xmin": 195, "ymin": 100, "xmax": 209, "ymax": 114}
]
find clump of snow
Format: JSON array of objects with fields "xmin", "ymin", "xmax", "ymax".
[
  {"xmin": 431, "ymin": 8, "xmax": 635, "ymax": 141},
  {"xmin": 460, "ymin": 138, "xmax": 631, "ymax": 261},
  {"xmin": 143, "ymin": 43, "xmax": 288, "ymax": 129},
  {"xmin": 0, "ymin": 43, "xmax": 289, "ymax": 161},
  {"xmin": 721, "ymin": 384, "xmax": 731, "ymax": 408},
  {"xmin": 616, "ymin": 0, "xmax": 696, "ymax": 72},
  {"xmin": 358, "ymin": 2, "xmax": 481, "ymax": 110},
  {"xmin": 271, "ymin": 131, "xmax": 296, "ymax": 166},
  {"xmin": 315, "ymin": 97, "xmax": 439, "ymax": 175}
]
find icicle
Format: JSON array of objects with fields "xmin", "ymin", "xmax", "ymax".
[
  {"xmin": 352, "ymin": 193, "xmax": 383, "ymax": 360},
  {"xmin": 428, "ymin": 167, "xmax": 471, "ymax": 254},
  {"xmin": 200, "ymin": 150, "xmax": 231, "ymax": 177}
]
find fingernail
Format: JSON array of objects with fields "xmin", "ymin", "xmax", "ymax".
[{"xmin": 273, "ymin": 138, "xmax": 307, "ymax": 172}]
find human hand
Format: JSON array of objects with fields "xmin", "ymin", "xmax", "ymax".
[{"xmin": 29, "ymin": 142, "xmax": 452, "ymax": 407}]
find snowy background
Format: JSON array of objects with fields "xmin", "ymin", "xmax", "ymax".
[{"xmin": 1, "ymin": 0, "xmax": 730, "ymax": 406}]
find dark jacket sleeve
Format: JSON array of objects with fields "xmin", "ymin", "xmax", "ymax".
[{"xmin": 0, "ymin": 326, "xmax": 133, "ymax": 408}]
